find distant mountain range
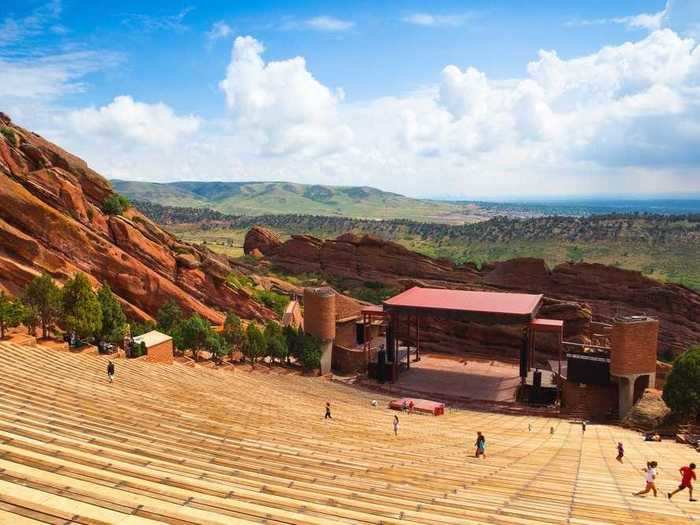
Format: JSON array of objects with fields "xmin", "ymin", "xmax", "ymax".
[{"xmin": 111, "ymin": 180, "xmax": 483, "ymax": 223}]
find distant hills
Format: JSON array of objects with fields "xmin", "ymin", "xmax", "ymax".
[{"xmin": 111, "ymin": 180, "xmax": 483, "ymax": 223}]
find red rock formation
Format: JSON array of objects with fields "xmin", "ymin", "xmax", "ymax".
[
  {"xmin": 261, "ymin": 231, "xmax": 700, "ymax": 356},
  {"xmin": 0, "ymin": 115, "xmax": 275, "ymax": 323},
  {"xmin": 243, "ymin": 226, "xmax": 282, "ymax": 256}
]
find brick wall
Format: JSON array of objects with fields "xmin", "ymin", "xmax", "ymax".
[
  {"xmin": 147, "ymin": 340, "xmax": 174, "ymax": 364},
  {"xmin": 335, "ymin": 320, "xmax": 357, "ymax": 347},
  {"xmin": 610, "ymin": 319, "xmax": 659, "ymax": 376},
  {"xmin": 562, "ymin": 381, "xmax": 618, "ymax": 420},
  {"xmin": 332, "ymin": 345, "xmax": 367, "ymax": 375}
]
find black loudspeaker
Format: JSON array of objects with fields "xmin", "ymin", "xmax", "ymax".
[
  {"xmin": 533, "ymin": 369, "xmax": 542, "ymax": 388},
  {"xmin": 356, "ymin": 323, "xmax": 365, "ymax": 344},
  {"xmin": 519, "ymin": 338, "xmax": 528, "ymax": 378},
  {"xmin": 377, "ymin": 350, "xmax": 386, "ymax": 383},
  {"xmin": 386, "ymin": 325, "xmax": 395, "ymax": 363}
]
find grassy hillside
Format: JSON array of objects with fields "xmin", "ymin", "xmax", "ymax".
[
  {"xmin": 136, "ymin": 201, "xmax": 700, "ymax": 290},
  {"xmin": 112, "ymin": 180, "xmax": 484, "ymax": 223}
]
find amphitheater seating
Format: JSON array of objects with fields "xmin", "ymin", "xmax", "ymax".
[{"xmin": 0, "ymin": 341, "xmax": 697, "ymax": 524}]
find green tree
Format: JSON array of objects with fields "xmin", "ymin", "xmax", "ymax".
[
  {"xmin": 102, "ymin": 194, "xmax": 130, "ymax": 215},
  {"xmin": 131, "ymin": 341, "xmax": 147, "ymax": 358},
  {"xmin": 663, "ymin": 346, "xmax": 700, "ymax": 419},
  {"xmin": 206, "ymin": 332, "xmax": 227, "ymax": 365},
  {"xmin": 97, "ymin": 284, "xmax": 127, "ymax": 343},
  {"xmin": 299, "ymin": 333, "xmax": 322, "ymax": 372},
  {"xmin": 129, "ymin": 320, "xmax": 156, "ymax": 337},
  {"xmin": 156, "ymin": 300, "xmax": 182, "ymax": 334},
  {"xmin": 242, "ymin": 324, "xmax": 266, "ymax": 366},
  {"xmin": 283, "ymin": 325, "xmax": 302, "ymax": 364},
  {"xmin": 62, "ymin": 273, "xmax": 103, "ymax": 340},
  {"xmin": 0, "ymin": 292, "xmax": 23, "ymax": 339},
  {"xmin": 20, "ymin": 301, "xmax": 39, "ymax": 337},
  {"xmin": 264, "ymin": 322, "xmax": 287, "ymax": 364},
  {"xmin": 222, "ymin": 311, "xmax": 244, "ymax": 360},
  {"xmin": 23, "ymin": 274, "xmax": 61, "ymax": 339},
  {"xmin": 178, "ymin": 314, "xmax": 212, "ymax": 361}
]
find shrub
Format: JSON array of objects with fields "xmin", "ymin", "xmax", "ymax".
[
  {"xmin": 663, "ymin": 346, "xmax": 700, "ymax": 419},
  {"xmin": 102, "ymin": 194, "xmax": 130, "ymax": 215},
  {"xmin": 131, "ymin": 341, "xmax": 147, "ymax": 358},
  {"xmin": 253, "ymin": 289, "xmax": 289, "ymax": 316},
  {"xmin": 0, "ymin": 126, "xmax": 17, "ymax": 147},
  {"xmin": 226, "ymin": 273, "xmax": 254, "ymax": 289}
]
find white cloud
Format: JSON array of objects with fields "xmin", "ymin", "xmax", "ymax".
[
  {"xmin": 0, "ymin": 50, "xmax": 122, "ymax": 99},
  {"xmin": 0, "ymin": 0, "xmax": 62, "ymax": 46},
  {"xmin": 218, "ymin": 35, "xmax": 352, "ymax": 157},
  {"xmin": 121, "ymin": 7, "xmax": 193, "ymax": 34},
  {"xmin": 206, "ymin": 21, "xmax": 232, "ymax": 42},
  {"xmin": 402, "ymin": 13, "xmax": 472, "ymax": 27},
  {"xmin": 67, "ymin": 96, "xmax": 200, "ymax": 147},
  {"xmin": 565, "ymin": 1, "xmax": 700, "ymax": 34},
  {"xmin": 7, "ymin": 28, "xmax": 700, "ymax": 198},
  {"xmin": 305, "ymin": 16, "xmax": 354, "ymax": 32}
]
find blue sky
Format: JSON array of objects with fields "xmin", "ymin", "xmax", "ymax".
[{"xmin": 2, "ymin": 0, "xmax": 699, "ymax": 198}]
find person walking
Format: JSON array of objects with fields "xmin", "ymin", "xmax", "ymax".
[
  {"xmin": 634, "ymin": 461, "xmax": 658, "ymax": 497},
  {"xmin": 393, "ymin": 415, "xmax": 399, "ymax": 436},
  {"xmin": 408, "ymin": 400, "xmax": 414, "ymax": 415},
  {"xmin": 582, "ymin": 421, "xmax": 586, "ymax": 433},
  {"xmin": 324, "ymin": 402, "xmax": 332, "ymax": 419},
  {"xmin": 475, "ymin": 432, "xmax": 486, "ymax": 458},
  {"xmin": 616, "ymin": 442, "xmax": 624, "ymax": 463},
  {"xmin": 107, "ymin": 360, "xmax": 115, "ymax": 383},
  {"xmin": 668, "ymin": 463, "xmax": 697, "ymax": 502},
  {"xmin": 528, "ymin": 423, "xmax": 532, "ymax": 432}
]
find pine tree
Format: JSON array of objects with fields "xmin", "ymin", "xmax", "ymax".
[
  {"xmin": 97, "ymin": 284, "xmax": 127, "ymax": 343},
  {"xmin": 62, "ymin": 273, "xmax": 102, "ymax": 340},
  {"xmin": 23, "ymin": 274, "xmax": 61, "ymax": 339},
  {"xmin": 222, "ymin": 311, "xmax": 244, "ymax": 360},
  {"xmin": 243, "ymin": 324, "xmax": 265, "ymax": 366},
  {"xmin": 0, "ymin": 292, "xmax": 23, "ymax": 339}
]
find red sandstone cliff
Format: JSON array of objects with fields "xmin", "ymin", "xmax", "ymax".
[
  {"xmin": 0, "ymin": 114, "xmax": 275, "ymax": 323},
  {"xmin": 245, "ymin": 227, "xmax": 700, "ymax": 356}
]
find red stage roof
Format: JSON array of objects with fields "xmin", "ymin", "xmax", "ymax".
[{"xmin": 384, "ymin": 287, "xmax": 542, "ymax": 316}]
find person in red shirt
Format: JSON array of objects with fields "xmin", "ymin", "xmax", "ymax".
[{"xmin": 668, "ymin": 463, "xmax": 696, "ymax": 502}]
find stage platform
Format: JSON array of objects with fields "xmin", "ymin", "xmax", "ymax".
[
  {"xmin": 392, "ymin": 353, "xmax": 521, "ymax": 403},
  {"xmin": 389, "ymin": 397, "xmax": 445, "ymax": 416}
]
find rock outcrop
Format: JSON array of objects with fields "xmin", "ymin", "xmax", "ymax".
[
  {"xmin": 245, "ymin": 231, "xmax": 700, "ymax": 356},
  {"xmin": 0, "ymin": 114, "xmax": 275, "ymax": 323},
  {"xmin": 243, "ymin": 226, "xmax": 282, "ymax": 256},
  {"xmin": 622, "ymin": 389, "xmax": 671, "ymax": 430}
]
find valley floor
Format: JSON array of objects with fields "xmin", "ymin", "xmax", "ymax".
[{"xmin": 0, "ymin": 341, "xmax": 697, "ymax": 524}]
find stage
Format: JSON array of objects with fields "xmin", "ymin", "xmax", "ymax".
[{"xmin": 390, "ymin": 353, "xmax": 521, "ymax": 403}]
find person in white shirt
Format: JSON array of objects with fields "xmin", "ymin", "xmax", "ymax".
[{"xmin": 634, "ymin": 461, "xmax": 658, "ymax": 497}]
